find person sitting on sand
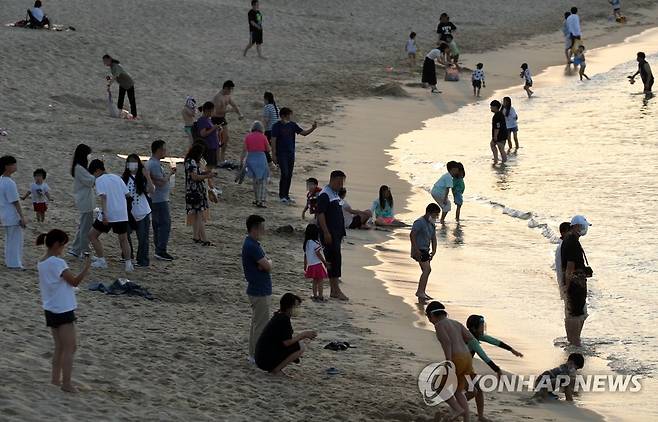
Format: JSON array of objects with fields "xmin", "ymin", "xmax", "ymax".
[
  {"xmin": 465, "ymin": 314, "xmax": 523, "ymax": 422},
  {"xmin": 411, "ymin": 203, "xmax": 440, "ymax": 301},
  {"xmin": 37, "ymin": 229, "xmax": 91, "ymax": 393},
  {"xmin": 255, "ymin": 293, "xmax": 317, "ymax": 376},
  {"xmin": 431, "ymin": 161, "xmax": 460, "ymax": 224},
  {"xmin": 371, "ymin": 185, "xmax": 405, "ymax": 227},
  {"xmin": 339, "ymin": 188, "xmax": 372, "ymax": 229},
  {"xmin": 534, "ymin": 353, "xmax": 584, "ymax": 401},
  {"xmin": 425, "ymin": 301, "xmax": 475, "ymax": 422},
  {"xmin": 27, "ymin": 0, "xmax": 50, "ymax": 28}
]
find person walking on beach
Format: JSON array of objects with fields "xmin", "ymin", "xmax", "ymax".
[
  {"xmin": 431, "ymin": 161, "xmax": 460, "ymax": 224},
  {"xmin": 37, "ymin": 229, "xmax": 91, "ymax": 393},
  {"xmin": 103, "ymin": 55, "xmax": 137, "ymax": 119},
  {"xmin": 243, "ymin": 0, "xmax": 264, "ymax": 58},
  {"xmin": 565, "ymin": 7, "xmax": 582, "ymax": 55},
  {"xmin": 69, "ymin": 144, "xmax": 95, "ymax": 258},
  {"xmin": 212, "ymin": 81, "xmax": 245, "ymax": 165},
  {"xmin": 255, "ymin": 293, "xmax": 317, "ymax": 376},
  {"xmin": 490, "ymin": 100, "xmax": 508, "ymax": 164},
  {"xmin": 148, "ymin": 140, "xmax": 175, "ymax": 261},
  {"xmin": 410, "ymin": 203, "xmax": 440, "ymax": 301},
  {"xmin": 629, "ymin": 52, "xmax": 654, "ymax": 97},
  {"xmin": 562, "ymin": 12, "xmax": 572, "ymax": 64},
  {"xmin": 87, "ymin": 160, "xmax": 133, "ymax": 272},
  {"xmin": 22, "ymin": 168, "xmax": 52, "ymax": 223},
  {"xmin": 471, "ymin": 63, "xmax": 485, "ymax": 97},
  {"xmin": 422, "ymin": 47, "xmax": 442, "ymax": 94},
  {"xmin": 520, "ymin": 63, "xmax": 534, "ymax": 98},
  {"xmin": 240, "ymin": 121, "xmax": 271, "ymax": 208},
  {"xmin": 242, "ymin": 214, "xmax": 272, "ymax": 362},
  {"xmin": 425, "ymin": 301, "xmax": 474, "ymax": 422},
  {"xmin": 316, "ymin": 170, "xmax": 349, "ymax": 301},
  {"xmin": 502, "ymin": 97, "xmax": 519, "ymax": 150},
  {"xmin": 561, "ymin": 215, "xmax": 592, "ymax": 347},
  {"xmin": 271, "ymin": 107, "xmax": 318, "ymax": 203},
  {"xmin": 0, "ymin": 155, "xmax": 27, "ymax": 270},
  {"xmin": 122, "ymin": 154, "xmax": 154, "ymax": 268},
  {"xmin": 405, "ymin": 32, "xmax": 418, "ymax": 70}
]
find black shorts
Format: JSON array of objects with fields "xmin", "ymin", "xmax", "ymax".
[
  {"xmin": 250, "ymin": 30, "xmax": 263, "ymax": 45},
  {"xmin": 524, "ymin": 81, "xmax": 533, "ymax": 87},
  {"xmin": 323, "ymin": 237, "xmax": 343, "ymax": 279},
  {"xmin": 93, "ymin": 219, "xmax": 129, "ymax": 234},
  {"xmin": 45, "ymin": 310, "xmax": 76, "ymax": 328},
  {"xmin": 348, "ymin": 215, "xmax": 362, "ymax": 230},
  {"xmin": 414, "ymin": 249, "xmax": 431, "ymax": 263},
  {"xmin": 204, "ymin": 148, "xmax": 218, "ymax": 167},
  {"xmin": 211, "ymin": 116, "xmax": 227, "ymax": 126},
  {"xmin": 472, "ymin": 80, "xmax": 482, "ymax": 89}
]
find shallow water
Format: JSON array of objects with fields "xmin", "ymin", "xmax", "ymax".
[{"xmin": 374, "ymin": 28, "xmax": 658, "ymax": 420}]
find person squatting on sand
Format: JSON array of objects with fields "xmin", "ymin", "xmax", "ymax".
[
  {"xmin": 37, "ymin": 229, "xmax": 91, "ymax": 393},
  {"xmin": 0, "ymin": 155, "xmax": 27, "ymax": 269},
  {"xmin": 410, "ymin": 203, "xmax": 440, "ymax": 301},
  {"xmin": 255, "ymin": 293, "xmax": 317, "ymax": 376},
  {"xmin": 242, "ymin": 214, "xmax": 272, "ymax": 363}
]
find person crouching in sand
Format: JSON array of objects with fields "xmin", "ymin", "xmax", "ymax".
[
  {"xmin": 426, "ymin": 301, "xmax": 475, "ymax": 422},
  {"xmin": 255, "ymin": 293, "xmax": 317, "ymax": 376},
  {"xmin": 37, "ymin": 229, "xmax": 91, "ymax": 393},
  {"xmin": 534, "ymin": 353, "xmax": 584, "ymax": 401}
]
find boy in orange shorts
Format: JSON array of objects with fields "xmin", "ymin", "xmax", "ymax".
[{"xmin": 426, "ymin": 301, "xmax": 476, "ymax": 422}]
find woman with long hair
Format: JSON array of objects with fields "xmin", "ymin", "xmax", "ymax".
[
  {"xmin": 371, "ymin": 185, "xmax": 405, "ymax": 226},
  {"xmin": 502, "ymin": 97, "xmax": 519, "ymax": 150},
  {"xmin": 240, "ymin": 121, "xmax": 271, "ymax": 208},
  {"xmin": 0, "ymin": 155, "xmax": 27, "ymax": 269},
  {"xmin": 262, "ymin": 92, "xmax": 279, "ymax": 141},
  {"xmin": 69, "ymin": 144, "xmax": 95, "ymax": 257},
  {"xmin": 103, "ymin": 54, "xmax": 137, "ymax": 119},
  {"xmin": 185, "ymin": 142, "xmax": 214, "ymax": 246},
  {"xmin": 121, "ymin": 154, "xmax": 154, "ymax": 267}
]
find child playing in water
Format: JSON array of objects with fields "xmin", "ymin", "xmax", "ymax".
[
  {"xmin": 22, "ymin": 168, "xmax": 52, "ymax": 222},
  {"xmin": 472, "ymin": 63, "xmax": 486, "ymax": 97},
  {"xmin": 302, "ymin": 178, "xmax": 322, "ymax": 220},
  {"xmin": 534, "ymin": 353, "xmax": 585, "ymax": 401},
  {"xmin": 303, "ymin": 224, "xmax": 329, "ymax": 302},
  {"xmin": 502, "ymin": 97, "xmax": 519, "ymax": 149},
  {"xmin": 182, "ymin": 96, "xmax": 197, "ymax": 143},
  {"xmin": 609, "ymin": 0, "xmax": 624, "ymax": 22},
  {"xmin": 431, "ymin": 161, "xmax": 460, "ymax": 224},
  {"xmin": 405, "ymin": 32, "xmax": 417, "ymax": 70},
  {"xmin": 520, "ymin": 63, "xmax": 534, "ymax": 98},
  {"xmin": 37, "ymin": 229, "xmax": 91, "ymax": 393},
  {"xmin": 426, "ymin": 301, "xmax": 475, "ymax": 422},
  {"xmin": 453, "ymin": 163, "xmax": 465, "ymax": 222},
  {"xmin": 573, "ymin": 46, "xmax": 590, "ymax": 81}
]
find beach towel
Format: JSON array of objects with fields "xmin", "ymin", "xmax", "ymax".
[
  {"xmin": 88, "ymin": 279, "xmax": 155, "ymax": 300},
  {"xmin": 5, "ymin": 21, "xmax": 75, "ymax": 31}
]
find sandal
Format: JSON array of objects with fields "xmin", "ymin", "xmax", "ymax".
[
  {"xmin": 201, "ymin": 241, "xmax": 214, "ymax": 247},
  {"xmin": 193, "ymin": 238, "xmax": 201, "ymax": 243}
]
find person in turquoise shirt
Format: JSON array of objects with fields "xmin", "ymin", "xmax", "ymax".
[
  {"xmin": 453, "ymin": 162, "xmax": 466, "ymax": 221},
  {"xmin": 371, "ymin": 185, "xmax": 405, "ymax": 227},
  {"xmin": 465, "ymin": 314, "xmax": 524, "ymax": 421}
]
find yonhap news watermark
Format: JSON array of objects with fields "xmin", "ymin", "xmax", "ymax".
[{"xmin": 418, "ymin": 361, "xmax": 643, "ymax": 406}]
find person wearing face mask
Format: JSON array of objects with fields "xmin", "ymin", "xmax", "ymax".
[
  {"xmin": 69, "ymin": 144, "xmax": 96, "ymax": 258},
  {"xmin": 122, "ymin": 154, "xmax": 154, "ymax": 268},
  {"xmin": 560, "ymin": 215, "xmax": 592, "ymax": 347},
  {"xmin": 255, "ymin": 293, "xmax": 317, "ymax": 376},
  {"xmin": 410, "ymin": 203, "xmax": 440, "ymax": 301}
]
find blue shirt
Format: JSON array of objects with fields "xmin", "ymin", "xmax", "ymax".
[
  {"xmin": 242, "ymin": 236, "xmax": 272, "ymax": 296},
  {"xmin": 271, "ymin": 121, "xmax": 303, "ymax": 155}
]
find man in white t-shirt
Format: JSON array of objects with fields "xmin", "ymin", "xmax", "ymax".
[
  {"xmin": 565, "ymin": 7, "xmax": 582, "ymax": 51},
  {"xmin": 87, "ymin": 160, "xmax": 133, "ymax": 272}
]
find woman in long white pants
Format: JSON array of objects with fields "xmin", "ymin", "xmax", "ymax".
[
  {"xmin": 0, "ymin": 155, "xmax": 27, "ymax": 269},
  {"xmin": 69, "ymin": 144, "xmax": 96, "ymax": 257}
]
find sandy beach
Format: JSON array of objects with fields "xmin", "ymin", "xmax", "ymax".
[{"xmin": 1, "ymin": 0, "xmax": 657, "ymax": 420}]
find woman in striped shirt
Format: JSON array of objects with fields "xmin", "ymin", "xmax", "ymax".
[{"xmin": 262, "ymin": 92, "xmax": 280, "ymax": 141}]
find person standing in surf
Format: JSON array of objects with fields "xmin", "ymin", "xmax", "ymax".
[
  {"xmin": 410, "ymin": 203, "xmax": 440, "ymax": 301},
  {"xmin": 629, "ymin": 51, "xmax": 654, "ymax": 97},
  {"xmin": 490, "ymin": 100, "xmax": 508, "ymax": 164}
]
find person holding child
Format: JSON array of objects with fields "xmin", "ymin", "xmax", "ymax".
[
  {"xmin": 37, "ymin": 229, "xmax": 91, "ymax": 393},
  {"xmin": 0, "ymin": 155, "xmax": 27, "ymax": 269},
  {"xmin": 22, "ymin": 168, "xmax": 52, "ymax": 223},
  {"xmin": 303, "ymin": 224, "xmax": 329, "ymax": 302}
]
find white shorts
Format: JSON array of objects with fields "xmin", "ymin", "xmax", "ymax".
[{"xmin": 431, "ymin": 189, "xmax": 452, "ymax": 212}]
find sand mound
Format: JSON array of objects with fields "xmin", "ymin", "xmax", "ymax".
[{"xmin": 370, "ymin": 83, "xmax": 409, "ymax": 97}]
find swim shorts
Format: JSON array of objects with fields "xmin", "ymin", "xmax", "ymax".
[{"xmin": 452, "ymin": 353, "xmax": 475, "ymax": 391}]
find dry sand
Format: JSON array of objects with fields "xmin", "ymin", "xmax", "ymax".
[{"xmin": 1, "ymin": 0, "xmax": 657, "ymax": 420}]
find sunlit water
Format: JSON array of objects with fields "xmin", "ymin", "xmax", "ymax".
[{"xmin": 373, "ymin": 29, "xmax": 658, "ymax": 420}]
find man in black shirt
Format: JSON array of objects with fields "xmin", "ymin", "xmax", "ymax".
[
  {"xmin": 560, "ymin": 215, "xmax": 592, "ymax": 347},
  {"xmin": 629, "ymin": 51, "xmax": 654, "ymax": 97},
  {"xmin": 243, "ymin": 0, "xmax": 264, "ymax": 58},
  {"xmin": 317, "ymin": 170, "xmax": 349, "ymax": 301},
  {"xmin": 489, "ymin": 100, "xmax": 508, "ymax": 164},
  {"xmin": 255, "ymin": 293, "xmax": 317, "ymax": 375},
  {"xmin": 436, "ymin": 13, "xmax": 457, "ymax": 42}
]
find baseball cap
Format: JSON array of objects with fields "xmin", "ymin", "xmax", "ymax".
[{"xmin": 570, "ymin": 215, "xmax": 591, "ymax": 227}]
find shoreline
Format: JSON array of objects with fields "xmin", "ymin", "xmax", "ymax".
[{"xmin": 304, "ymin": 10, "xmax": 658, "ymax": 422}]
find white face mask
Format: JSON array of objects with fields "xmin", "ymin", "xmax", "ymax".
[
  {"xmin": 291, "ymin": 306, "xmax": 301, "ymax": 318},
  {"xmin": 578, "ymin": 225, "xmax": 588, "ymax": 237},
  {"xmin": 429, "ymin": 216, "xmax": 437, "ymax": 224},
  {"xmin": 127, "ymin": 162, "xmax": 139, "ymax": 173}
]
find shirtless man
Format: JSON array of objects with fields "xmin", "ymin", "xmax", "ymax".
[
  {"xmin": 426, "ymin": 301, "xmax": 475, "ymax": 422},
  {"xmin": 212, "ymin": 80, "xmax": 245, "ymax": 165}
]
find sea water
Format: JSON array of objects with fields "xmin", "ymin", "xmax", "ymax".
[{"xmin": 374, "ymin": 29, "xmax": 658, "ymax": 420}]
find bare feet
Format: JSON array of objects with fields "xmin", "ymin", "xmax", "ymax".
[{"xmin": 61, "ymin": 384, "xmax": 78, "ymax": 393}]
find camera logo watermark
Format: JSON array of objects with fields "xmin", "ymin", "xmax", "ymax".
[
  {"xmin": 418, "ymin": 361, "xmax": 643, "ymax": 407},
  {"xmin": 418, "ymin": 361, "xmax": 458, "ymax": 406}
]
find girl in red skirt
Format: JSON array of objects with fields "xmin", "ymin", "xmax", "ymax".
[{"xmin": 303, "ymin": 224, "xmax": 329, "ymax": 302}]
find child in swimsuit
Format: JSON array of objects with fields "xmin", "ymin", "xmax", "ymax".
[
  {"xmin": 534, "ymin": 353, "xmax": 584, "ymax": 401},
  {"xmin": 573, "ymin": 46, "xmax": 590, "ymax": 81}
]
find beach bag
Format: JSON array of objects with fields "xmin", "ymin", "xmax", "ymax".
[{"xmin": 444, "ymin": 65, "xmax": 460, "ymax": 82}]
